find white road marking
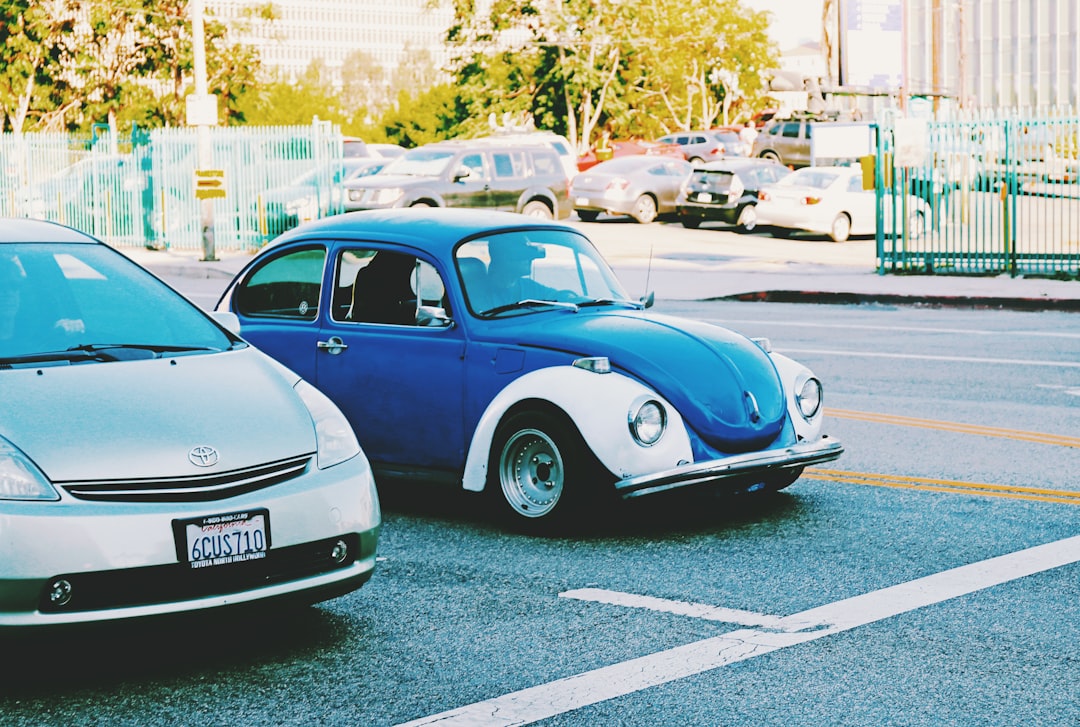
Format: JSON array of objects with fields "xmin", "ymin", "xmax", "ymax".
[
  {"xmin": 395, "ymin": 534, "xmax": 1080, "ymax": 727},
  {"xmin": 777, "ymin": 347, "xmax": 1080, "ymax": 368},
  {"xmin": 559, "ymin": 587, "xmax": 801, "ymax": 630}
]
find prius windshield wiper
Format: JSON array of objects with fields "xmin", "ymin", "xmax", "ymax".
[{"xmin": 0, "ymin": 343, "xmax": 220, "ymax": 367}]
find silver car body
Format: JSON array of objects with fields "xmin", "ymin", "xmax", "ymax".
[
  {"xmin": 570, "ymin": 156, "xmax": 693, "ymax": 223},
  {"xmin": 0, "ymin": 219, "xmax": 380, "ymax": 629}
]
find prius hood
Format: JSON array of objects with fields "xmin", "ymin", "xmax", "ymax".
[
  {"xmin": 0, "ymin": 348, "xmax": 316, "ymax": 483},
  {"xmin": 514, "ymin": 310, "xmax": 788, "ymax": 452}
]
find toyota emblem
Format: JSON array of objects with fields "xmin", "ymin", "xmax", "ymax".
[{"xmin": 188, "ymin": 445, "xmax": 220, "ymax": 467}]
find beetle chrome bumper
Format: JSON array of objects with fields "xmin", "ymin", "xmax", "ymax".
[{"xmin": 614, "ymin": 436, "xmax": 844, "ymax": 499}]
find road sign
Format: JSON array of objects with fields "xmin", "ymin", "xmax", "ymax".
[{"xmin": 195, "ymin": 169, "xmax": 226, "ymax": 199}]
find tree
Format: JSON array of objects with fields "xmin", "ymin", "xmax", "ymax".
[
  {"xmin": 445, "ymin": 0, "xmax": 776, "ymax": 150},
  {"xmin": 0, "ymin": 0, "xmax": 263, "ymax": 133}
]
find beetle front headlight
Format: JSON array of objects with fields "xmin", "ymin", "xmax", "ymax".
[
  {"xmin": 628, "ymin": 398, "xmax": 666, "ymax": 447},
  {"xmin": 0, "ymin": 437, "xmax": 59, "ymax": 501},
  {"xmin": 795, "ymin": 376, "xmax": 823, "ymax": 419}
]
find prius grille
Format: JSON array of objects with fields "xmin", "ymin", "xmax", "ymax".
[{"xmin": 59, "ymin": 454, "xmax": 314, "ymax": 503}]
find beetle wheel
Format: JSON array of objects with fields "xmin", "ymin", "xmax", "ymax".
[
  {"xmin": 631, "ymin": 194, "xmax": 658, "ymax": 224},
  {"xmin": 576, "ymin": 210, "xmax": 599, "ymax": 222},
  {"xmin": 680, "ymin": 216, "xmax": 702, "ymax": 229},
  {"xmin": 490, "ymin": 410, "xmax": 603, "ymax": 528}
]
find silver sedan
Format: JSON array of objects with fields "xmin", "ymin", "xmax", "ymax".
[
  {"xmin": 570, "ymin": 156, "xmax": 693, "ymax": 223},
  {"xmin": 0, "ymin": 219, "xmax": 381, "ymax": 630}
]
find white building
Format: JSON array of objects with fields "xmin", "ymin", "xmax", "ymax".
[{"xmin": 207, "ymin": 0, "xmax": 456, "ymax": 86}]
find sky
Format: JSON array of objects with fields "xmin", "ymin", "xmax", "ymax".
[{"xmin": 742, "ymin": 0, "xmax": 826, "ymax": 49}]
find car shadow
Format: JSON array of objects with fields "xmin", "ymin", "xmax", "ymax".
[
  {"xmin": 377, "ymin": 478, "xmax": 804, "ymax": 541},
  {"xmin": 0, "ymin": 604, "xmax": 361, "ymax": 693}
]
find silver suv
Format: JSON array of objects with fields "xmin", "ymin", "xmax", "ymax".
[
  {"xmin": 343, "ymin": 140, "xmax": 573, "ymax": 219},
  {"xmin": 750, "ymin": 119, "xmax": 817, "ymax": 168}
]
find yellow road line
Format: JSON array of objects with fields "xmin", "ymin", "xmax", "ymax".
[
  {"xmin": 807, "ymin": 468, "xmax": 1080, "ymax": 505},
  {"xmin": 827, "ymin": 408, "xmax": 1080, "ymax": 448}
]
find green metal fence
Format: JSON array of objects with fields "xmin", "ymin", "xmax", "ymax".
[
  {"xmin": 1, "ymin": 121, "xmax": 344, "ymax": 252},
  {"xmin": 875, "ymin": 109, "xmax": 1080, "ymax": 278}
]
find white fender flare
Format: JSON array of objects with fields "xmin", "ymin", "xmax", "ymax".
[{"xmin": 461, "ymin": 365, "xmax": 694, "ymax": 492}]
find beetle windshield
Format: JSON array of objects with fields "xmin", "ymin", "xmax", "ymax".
[{"xmin": 455, "ymin": 229, "xmax": 634, "ymax": 317}]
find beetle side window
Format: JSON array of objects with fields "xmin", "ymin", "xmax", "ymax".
[
  {"xmin": 235, "ymin": 247, "xmax": 325, "ymax": 320},
  {"xmin": 332, "ymin": 248, "xmax": 447, "ymax": 326}
]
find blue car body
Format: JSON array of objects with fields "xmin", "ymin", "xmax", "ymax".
[{"xmin": 216, "ymin": 208, "xmax": 842, "ymax": 524}]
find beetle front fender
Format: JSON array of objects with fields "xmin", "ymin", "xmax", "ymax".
[{"xmin": 461, "ymin": 366, "xmax": 693, "ymax": 492}]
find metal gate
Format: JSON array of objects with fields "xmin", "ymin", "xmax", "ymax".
[{"xmin": 874, "ymin": 109, "xmax": 1080, "ymax": 278}]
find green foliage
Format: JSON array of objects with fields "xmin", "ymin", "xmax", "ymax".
[{"xmin": 0, "ymin": 0, "xmax": 779, "ymax": 152}]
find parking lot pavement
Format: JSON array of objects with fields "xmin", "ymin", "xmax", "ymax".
[{"xmin": 121, "ymin": 230, "xmax": 1080, "ymax": 312}]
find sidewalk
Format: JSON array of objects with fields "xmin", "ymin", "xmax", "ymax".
[{"xmin": 124, "ymin": 232, "xmax": 1080, "ymax": 312}]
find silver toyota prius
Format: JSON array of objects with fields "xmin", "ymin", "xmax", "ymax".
[{"xmin": 0, "ymin": 219, "xmax": 380, "ymax": 629}]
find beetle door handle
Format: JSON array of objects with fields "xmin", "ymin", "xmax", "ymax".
[{"xmin": 317, "ymin": 336, "xmax": 348, "ymax": 355}]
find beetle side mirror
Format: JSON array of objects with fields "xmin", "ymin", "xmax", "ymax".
[
  {"xmin": 416, "ymin": 305, "xmax": 453, "ymax": 327},
  {"xmin": 639, "ymin": 291, "xmax": 655, "ymax": 309}
]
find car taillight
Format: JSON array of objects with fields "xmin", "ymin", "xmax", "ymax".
[
  {"xmin": 802, "ymin": 196, "xmax": 822, "ymax": 205},
  {"xmin": 606, "ymin": 178, "xmax": 630, "ymax": 192},
  {"xmin": 758, "ymin": 191, "xmax": 771, "ymax": 201}
]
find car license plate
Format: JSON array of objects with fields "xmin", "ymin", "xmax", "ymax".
[
  {"xmin": 175, "ymin": 509, "xmax": 270, "ymax": 569},
  {"xmin": 695, "ymin": 192, "xmax": 712, "ymax": 202}
]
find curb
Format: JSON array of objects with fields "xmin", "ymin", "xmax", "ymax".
[{"xmin": 720, "ymin": 290, "xmax": 1080, "ymax": 312}]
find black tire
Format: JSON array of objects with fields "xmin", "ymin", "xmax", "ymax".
[
  {"xmin": 488, "ymin": 409, "xmax": 607, "ymax": 531},
  {"xmin": 576, "ymin": 209, "xmax": 599, "ymax": 222},
  {"xmin": 521, "ymin": 200, "xmax": 553, "ymax": 218},
  {"xmin": 763, "ymin": 467, "xmax": 803, "ymax": 492},
  {"xmin": 735, "ymin": 205, "xmax": 757, "ymax": 232},
  {"xmin": 631, "ymin": 194, "xmax": 658, "ymax": 224},
  {"xmin": 760, "ymin": 151, "xmax": 781, "ymax": 164},
  {"xmin": 828, "ymin": 213, "xmax": 851, "ymax": 242},
  {"xmin": 680, "ymin": 216, "xmax": 702, "ymax": 229}
]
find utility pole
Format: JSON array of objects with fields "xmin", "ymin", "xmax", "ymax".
[{"xmin": 189, "ymin": 0, "xmax": 218, "ymax": 261}]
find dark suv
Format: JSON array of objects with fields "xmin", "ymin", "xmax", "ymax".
[{"xmin": 342, "ymin": 140, "xmax": 572, "ymax": 219}]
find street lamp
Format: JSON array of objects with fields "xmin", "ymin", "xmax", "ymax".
[{"xmin": 187, "ymin": 0, "xmax": 218, "ymax": 261}]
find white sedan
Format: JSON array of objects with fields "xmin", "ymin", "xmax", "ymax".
[{"xmin": 755, "ymin": 165, "xmax": 929, "ymax": 242}]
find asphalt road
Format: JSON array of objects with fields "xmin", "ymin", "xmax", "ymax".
[{"xmin": 3, "ymin": 228, "xmax": 1077, "ymax": 727}]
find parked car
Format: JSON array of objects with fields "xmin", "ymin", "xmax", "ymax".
[
  {"xmin": 0, "ymin": 218, "xmax": 380, "ymax": 630},
  {"xmin": 470, "ymin": 131, "xmax": 580, "ymax": 181},
  {"xmin": 214, "ymin": 208, "xmax": 843, "ymax": 531},
  {"xmin": 710, "ymin": 127, "xmax": 750, "ymax": 158},
  {"xmin": 576, "ymin": 139, "xmax": 684, "ymax": 172},
  {"xmin": 655, "ymin": 130, "xmax": 730, "ymax": 164},
  {"xmin": 676, "ymin": 157, "xmax": 792, "ymax": 231},
  {"xmin": 366, "ymin": 143, "xmax": 407, "ymax": 159},
  {"xmin": 342, "ymin": 140, "xmax": 572, "ymax": 219},
  {"xmin": 255, "ymin": 158, "xmax": 385, "ymax": 236},
  {"xmin": 570, "ymin": 155, "xmax": 693, "ymax": 223},
  {"xmin": 755, "ymin": 165, "xmax": 930, "ymax": 242}
]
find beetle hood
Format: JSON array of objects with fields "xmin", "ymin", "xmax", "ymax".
[
  {"xmin": 515, "ymin": 311, "xmax": 788, "ymax": 452},
  {"xmin": 0, "ymin": 348, "xmax": 316, "ymax": 483}
]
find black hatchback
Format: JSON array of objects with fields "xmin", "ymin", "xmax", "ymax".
[{"xmin": 675, "ymin": 157, "xmax": 791, "ymax": 232}]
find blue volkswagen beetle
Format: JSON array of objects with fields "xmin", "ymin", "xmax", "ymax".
[{"xmin": 216, "ymin": 208, "xmax": 842, "ymax": 528}]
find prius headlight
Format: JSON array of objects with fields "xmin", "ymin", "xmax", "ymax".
[
  {"xmin": 628, "ymin": 397, "xmax": 666, "ymax": 447},
  {"xmin": 795, "ymin": 375, "xmax": 823, "ymax": 419},
  {"xmin": 0, "ymin": 437, "xmax": 59, "ymax": 501},
  {"xmin": 295, "ymin": 379, "xmax": 362, "ymax": 469}
]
